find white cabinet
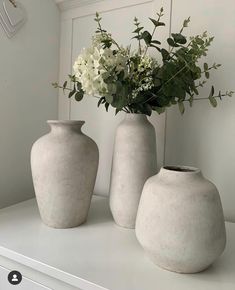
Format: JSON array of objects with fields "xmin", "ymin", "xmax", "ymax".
[
  {"xmin": 0, "ymin": 265, "xmax": 50, "ymax": 290},
  {"xmin": 0, "ymin": 196, "xmax": 234, "ymax": 290}
]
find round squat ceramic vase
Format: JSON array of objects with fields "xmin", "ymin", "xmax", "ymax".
[
  {"xmin": 109, "ymin": 113, "xmax": 157, "ymax": 229},
  {"xmin": 31, "ymin": 120, "xmax": 99, "ymax": 229},
  {"xmin": 136, "ymin": 166, "xmax": 226, "ymax": 273}
]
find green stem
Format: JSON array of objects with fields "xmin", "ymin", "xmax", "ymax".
[
  {"xmin": 97, "ymin": 17, "xmax": 121, "ymax": 51},
  {"xmin": 57, "ymin": 84, "xmax": 101, "ymax": 99},
  {"xmin": 184, "ymin": 94, "xmax": 228, "ymax": 102},
  {"xmin": 143, "ymin": 11, "xmax": 162, "ymax": 57},
  {"xmin": 143, "ymin": 26, "xmax": 157, "ymax": 57},
  {"xmin": 112, "ymin": 39, "xmax": 121, "ymax": 50},
  {"xmin": 56, "ymin": 85, "xmax": 72, "ymax": 92}
]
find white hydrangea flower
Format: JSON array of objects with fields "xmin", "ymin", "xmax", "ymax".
[
  {"xmin": 73, "ymin": 42, "xmax": 128, "ymax": 97},
  {"xmin": 92, "ymin": 32, "xmax": 112, "ymax": 47}
]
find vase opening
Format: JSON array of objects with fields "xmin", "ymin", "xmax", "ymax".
[
  {"xmin": 125, "ymin": 113, "xmax": 148, "ymax": 121},
  {"xmin": 163, "ymin": 166, "xmax": 199, "ymax": 173},
  {"xmin": 47, "ymin": 120, "xmax": 85, "ymax": 133},
  {"xmin": 47, "ymin": 120, "xmax": 85, "ymax": 125}
]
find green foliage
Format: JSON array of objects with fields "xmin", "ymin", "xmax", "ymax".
[
  {"xmin": 171, "ymin": 33, "xmax": 187, "ymax": 44},
  {"xmin": 54, "ymin": 9, "xmax": 233, "ymax": 115}
]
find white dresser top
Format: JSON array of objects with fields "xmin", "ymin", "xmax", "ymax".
[{"xmin": 0, "ymin": 196, "xmax": 234, "ymax": 290}]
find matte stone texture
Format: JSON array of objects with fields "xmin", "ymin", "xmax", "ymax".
[
  {"xmin": 136, "ymin": 166, "xmax": 226, "ymax": 273},
  {"xmin": 31, "ymin": 120, "xmax": 99, "ymax": 228},
  {"xmin": 109, "ymin": 114, "xmax": 157, "ymax": 229}
]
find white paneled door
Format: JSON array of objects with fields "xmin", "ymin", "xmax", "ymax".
[{"xmin": 58, "ymin": 0, "xmax": 171, "ymax": 196}]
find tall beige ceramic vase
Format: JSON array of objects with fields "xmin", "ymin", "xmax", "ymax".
[
  {"xmin": 109, "ymin": 113, "xmax": 157, "ymax": 229},
  {"xmin": 136, "ymin": 166, "xmax": 226, "ymax": 273},
  {"xmin": 31, "ymin": 120, "xmax": 99, "ymax": 229}
]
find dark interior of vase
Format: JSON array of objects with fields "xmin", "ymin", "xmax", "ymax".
[{"xmin": 164, "ymin": 166, "xmax": 196, "ymax": 172}]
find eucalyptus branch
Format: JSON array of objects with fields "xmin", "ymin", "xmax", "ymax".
[
  {"xmin": 95, "ymin": 12, "xmax": 121, "ymax": 51},
  {"xmin": 52, "ymin": 83, "xmax": 101, "ymax": 99},
  {"xmin": 201, "ymin": 63, "xmax": 221, "ymax": 74},
  {"xmin": 143, "ymin": 7, "xmax": 164, "ymax": 57},
  {"xmin": 185, "ymin": 92, "xmax": 234, "ymax": 102},
  {"xmin": 52, "ymin": 83, "xmax": 72, "ymax": 92},
  {"xmin": 134, "ymin": 17, "xmax": 142, "ymax": 54},
  {"xmin": 195, "ymin": 80, "xmax": 207, "ymax": 89}
]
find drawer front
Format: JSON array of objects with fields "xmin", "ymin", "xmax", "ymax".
[{"xmin": 0, "ymin": 265, "xmax": 50, "ymax": 290}]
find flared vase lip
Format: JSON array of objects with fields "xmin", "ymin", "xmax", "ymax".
[
  {"xmin": 125, "ymin": 112, "xmax": 146, "ymax": 115},
  {"xmin": 47, "ymin": 120, "xmax": 85, "ymax": 125},
  {"xmin": 125, "ymin": 113, "xmax": 148, "ymax": 119},
  {"xmin": 162, "ymin": 165, "xmax": 201, "ymax": 174}
]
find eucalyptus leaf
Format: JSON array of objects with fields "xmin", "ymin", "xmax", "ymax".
[
  {"xmin": 105, "ymin": 103, "xmax": 110, "ymax": 112},
  {"xmin": 189, "ymin": 96, "xmax": 194, "ymax": 107},
  {"xmin": 210, "ymin": 85, "xmax": 215, "ymax": 97},
  {"xmin": 209, "ymin": 96, "xmax": 217, "ymax": 107},
  {"xmin": 63, "ymin": 81, "xmax": 67, "ymax": 90},
  {"xmin": 151, "ymin": 40, "xmax": 161, "ymax": 45},
  {"xmin": 149, "ymin": 18, "xmax": 165, "ymax": 27},
  {"xmin": 141, "ymin": 31, "xmax": 152, "ymax": 45},
  {"xmin": 178, "ymin": 101, "xmax": 185, "ymax": 114},
  {"xmin": 115, "ymin": 108, "xmax": 122, "ymax": 115},
  {"xmin": 133, "ymin": 27, "xmax": 144, "ymax": 34},
  {"xmin": 171, "ymin": 33, "xmax": 187, "ymax": 44},
  {"xmin": 68, "ymin": 89, "xmax": 76, "ymax": 98},
  {"xmin": 161, "ymin": 48, "xmax": 170, "ymax": 61},
  {"xmin": 203, "ymin": 63, "xmax": 208, "ymax": 71},
  {"xmin": 74, "ymin": 91, "xmax": 83, "ymax": 102},
  {"xmin": 167, "ymin": 38, "xmax": 179, "ymax": 47},
  {"xmin": 98, "ymin": 97, "xmax": 105, "ymax": 107}
]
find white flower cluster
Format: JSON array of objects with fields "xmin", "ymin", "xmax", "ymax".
[
  {"xmin": 131, "ymin": 55, "xmax": 157, "ymax": 98},
  {"xmin": 92, "ymin": 33, "xmax": 112, "ymax": 47},
  {"xmin": 73, "ymin": 42, "xmax": 128, "ymax": 96}
]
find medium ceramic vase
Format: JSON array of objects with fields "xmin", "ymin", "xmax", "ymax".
[
  {"xmin": 31, "ymin": 120, "xmax": 99, "ymax": 229},
  {"xmin": 136, "ymin": 166, "xmax": 226, "ymax": 273},
  {"xmin": 109, "ymin": 113, "xmax": 157, "ymax": 229}
]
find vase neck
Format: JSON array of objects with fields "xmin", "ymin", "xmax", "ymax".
[
  {"xmin": 125, "ymin": 113, "xmax": 148, "ymax": 122},
  {"xmin": 158, "ymin": 166, "xmax": 202, "ymax": 182},
  {"xmin": 47, "ymin": 120, "xmax": 85, "ymax": 134}
]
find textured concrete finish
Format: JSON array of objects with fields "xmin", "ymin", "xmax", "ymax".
[
  {"xmin": 136, "ymin": 166, "xmax": 226, "ymax": 273},
  {"xmin": 109, "ymin": 114, "xmax": 157, "ymax": 229},
  {"xmin": 31, "ymin": 120, "xmax": 99, "ymax": 228}
]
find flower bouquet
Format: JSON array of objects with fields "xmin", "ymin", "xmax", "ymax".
[{"xmin": 53, "ymin": 8, "xmax": 233, "ymax": 116}]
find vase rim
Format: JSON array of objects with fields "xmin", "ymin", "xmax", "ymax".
[
  {"xmin": 126, "ymin": 113, "xmax": 147, "ymax": 115},
  {"xmin": 125, "ymin": 113, "xmax": 148, "ymax": 119},
  {"xmin": 162, "ymin": 165, "xmax": 200, "ymax": 174},
  {"xmin": 47, "ymin": 120, "xmax": 85, "ymax": 125}
]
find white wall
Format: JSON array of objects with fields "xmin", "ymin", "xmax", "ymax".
[
  {"xmin": 0, "ymin": 0, "xmax": 60, "ymax": 208},
  {"xmin": 58, "ymin": 0, "xmax": 171, "ymax": 196},
  {"xmin": 165, "ymin": 0, "xmax": 235, "ymax": 221}
]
